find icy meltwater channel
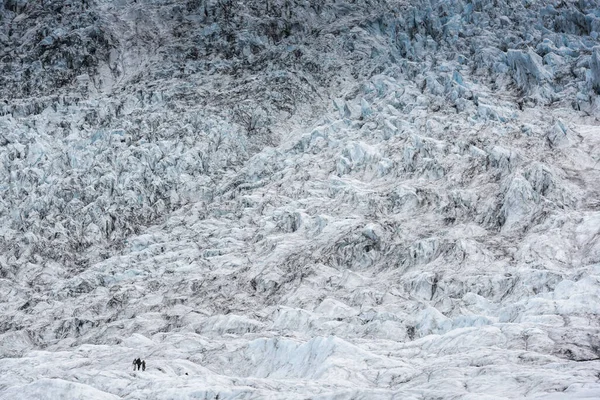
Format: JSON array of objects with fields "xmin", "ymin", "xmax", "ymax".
[{"xmin": 1, "ymin": 0, "xmax": 600, "ymax": 398}]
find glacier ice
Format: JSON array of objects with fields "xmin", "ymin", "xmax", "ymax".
[{"xmin": 0, "ymin": 0, "xmax": 600, "ymax": 399}]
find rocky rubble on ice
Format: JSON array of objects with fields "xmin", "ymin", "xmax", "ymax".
[{"xmin": 1, "ymin": 0, "xmax": 600, "ymax": 399}]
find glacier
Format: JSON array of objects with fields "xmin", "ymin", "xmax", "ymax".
[{"xmin": 1, "ymin": 0, "xmax": 600, "ymax": 398}]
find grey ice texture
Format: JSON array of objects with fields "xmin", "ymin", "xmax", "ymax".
[{"xmin": 1, "ymin": 0, "xmax": 600, "ymax": 399}]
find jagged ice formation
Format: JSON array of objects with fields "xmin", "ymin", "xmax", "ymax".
[{"xmin": 1, "ymin": 0, "xmax": 600, "ymax": 398}]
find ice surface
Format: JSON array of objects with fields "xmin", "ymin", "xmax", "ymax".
[{"xmin": 1, "ymin": 0, "xmax": 600, "ymax": 399}]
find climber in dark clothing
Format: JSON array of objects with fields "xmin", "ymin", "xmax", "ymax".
[
  {"xmin": 142, "ymin": 360, "xmax": 146, "ymax": 371},
  {"xmin": 133, "ymin": 358, "xmax": 142, "ymax": 371}
]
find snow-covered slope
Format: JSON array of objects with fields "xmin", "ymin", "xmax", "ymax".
[{"xmin": 1, "ymin": 0, "xmax": 600, "ymax": 398}]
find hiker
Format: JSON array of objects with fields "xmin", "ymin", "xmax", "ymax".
[
  {"xmin": 132, "ymin": 358, "xmax": 142, "ymax": 371},
  {"xmin": 142, "ymin": 360, "xmax": 146, "ymax": 371}
]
